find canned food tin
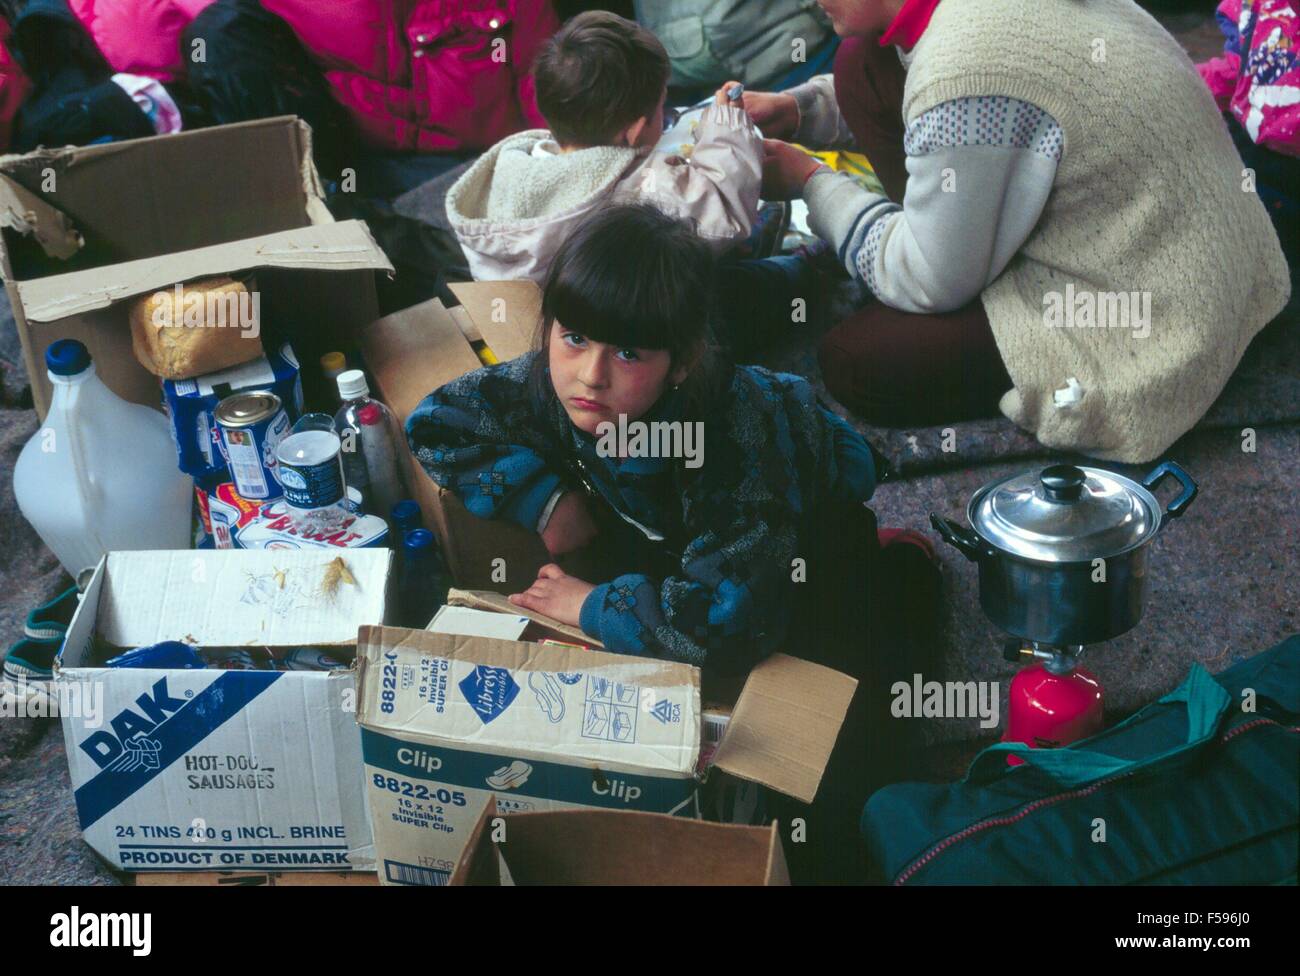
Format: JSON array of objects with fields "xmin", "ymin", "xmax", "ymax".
[
  {"xmin": 275, "ymin": 430, "xmax": 347, "ymax": 529},
  {"xmin": 215, "ymin": 391, "xmax": 290, "ymax": 500}
]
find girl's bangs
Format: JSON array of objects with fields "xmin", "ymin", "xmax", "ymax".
[
  {"xmin": 542, "ymin": 225, "xmax": 702, "ymax": 351},
  {"xmin": 544, "ymin": 274, "xmax": 675, "ymax": 350}
]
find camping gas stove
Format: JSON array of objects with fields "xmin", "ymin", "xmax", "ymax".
[
  {"xmin": 933, "ymin": 462, "xmax": 1199, "ymax": 756},
  {"xmin": 1000, "ymin": 640, "xmax": 1104, "ymax": 759}
]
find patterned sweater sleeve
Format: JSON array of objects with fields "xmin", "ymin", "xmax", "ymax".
[
  {"xmin": 803, "ymin": 96, "xmax": 1062, "ymax": 313},
  {"xmin": 578, "ymin": 372, "xmax": 877, "ymax": 674},
  {"xmin": 404, "ymin": 355, "xmax": 566, "ymax": 533}
]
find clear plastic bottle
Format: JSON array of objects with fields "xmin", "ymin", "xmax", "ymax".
[
  {"xmin": 333, "ymin": 369, "xmax": 406, "ymax": 516},
  {"xmin": 13, "ymin": 339, "xmax": 192, "ymax": 576}
]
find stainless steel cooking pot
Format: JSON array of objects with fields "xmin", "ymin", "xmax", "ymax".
[{"xmin": 930, "ymin": 461, "xmax": 1198, "ymax": 646}]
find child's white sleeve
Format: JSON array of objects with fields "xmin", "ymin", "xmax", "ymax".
[{"xmin": 624, "ymin": 103, "xmax": 763, "ymax": 247}]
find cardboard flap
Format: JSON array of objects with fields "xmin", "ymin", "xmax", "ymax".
[
  {"xmin": 711, "ymin": 654, "xmax": 857, "ymax": 804},
  {"xmin": 356, "ymin": 625, "xmax": 700, "ymax": 776},
  {"xmin": 765, "ymin": 820, "xmax": 791, "ymax": 885},
  {"xmin": 0, "ymin": 173, "xmax": 82, "ymax": 261},
  {"xmin": 446, "ymin": 589, "xmax": 602, "ymax": 647},
  {"xmin": 454, "ymin": 809, "xmax": 788, "ymax": 885},
  {"xmin": 359, "ymin": 298, "xmax": 483, "ymax": 421},
  {"xmin": 447, "ymin": 797, "xmax": 502, "ymax": 885},
  {"xmin": 97, "ymin": 550, "xmax": 390, "ymax": 649},
  {"xmin": 15, "ymin": 220, "xmax": 393, "ymax": 322},
  {"xmin": 448, "ymin": 280, "xmax": 539, "ymax": 362}
]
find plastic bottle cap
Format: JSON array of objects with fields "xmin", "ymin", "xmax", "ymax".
[
  {"xmin": 45, "ymin": 339, "xmax": 91, "ymax": 376},
  {"xmin": 320, "ymin": 351, "xmax": 346, "ymax": 375},
  {"xmin": 337, "ymin": 369, "xmax": 369, "ymax": 400},
  {"xmin": 404, "ymin": 528, "xmax": 434, "ymax": 553},
  {"xmin": 392, "ymin": 499, "xmax": 420, "ymax": 527}
]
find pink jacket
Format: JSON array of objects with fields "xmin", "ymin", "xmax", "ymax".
[
  {"xmin": 262, "ymin": 0, "xmax": 558, "ymax": 152},
  {"xmin": 67, "ymin": 0, "xmax": 216, "ymax": 82},
  {"xmin": 1198, "ymin": 0, "xmax": 1300, "ymax": 156},
  {"xmin": 0, "ymin": 20, "xmax": 29, "ymax": 150}
]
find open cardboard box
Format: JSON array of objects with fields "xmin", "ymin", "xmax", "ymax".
[
  {"xmin": 355, "ymin": 616, "xmax": 855, "ymax": 885},
  {"xmin": 56, "ymin": 549, "xmax": 391, "ymax": 872},
  {"xmin": 0, "ymin": 116, "xmax": 393, "ymax": 418},
  {"xmin": 358, "ymin": 282, "xmax": 554, "ymax": 589},
  {"xmin": 449, "ymin": 799, "xmax": 789, "ymax": 885}
]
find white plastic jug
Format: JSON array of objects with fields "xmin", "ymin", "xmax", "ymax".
[{"xmin": 14, "ymin": 339, "xmax": 191, "ymax": 576}]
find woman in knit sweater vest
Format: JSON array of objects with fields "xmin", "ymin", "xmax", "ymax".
[{"xmin": 750, "ymin": 0, "xmax": 1290, "ymax": 463}]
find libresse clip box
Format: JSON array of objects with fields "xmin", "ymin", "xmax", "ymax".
[
  {"xmin": 356, "ymin": 621, "xmax": 856, "ymax": 886},
  {"xmin": 55, "ymin": 549, "xmax": 390, "ymax": 872}
]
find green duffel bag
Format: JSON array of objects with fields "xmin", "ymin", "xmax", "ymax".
[{"xmin": 861, "ymin": 636, "xmax": 1299, "ymax": 884}]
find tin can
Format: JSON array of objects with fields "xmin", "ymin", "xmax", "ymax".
[
  {"xmin": 202, "ymin": 648, "xmax": 263, "ymax": 670},
  {"xmin": 275, "ymin": 429, "xmax": 348, "ymax": 532},
  {"xmin": 215, "ymin": 391, "xmax": 290, "ymax": 500},
  {"xmin": 275, "ymin": 648, "xmax": 349, "ymax": 671}
]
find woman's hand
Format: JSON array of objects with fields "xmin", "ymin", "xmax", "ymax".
[
  {"xmin": 540, "ymin": 491, "xmax": 599, "ymax": 556},
  {"xmin": 509, "ymin": 564, "xmax": 596, "ymax": 627},
  {"xmin": 741, "ymin": 90, "xmax": 799, "ymax": 139},
  {"xmin": 761, "ymin": 138, "xmax": 824, "ymax": 200}
]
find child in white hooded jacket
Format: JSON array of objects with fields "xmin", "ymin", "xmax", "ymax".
[{"xmin": 446, "ymin": 10, "xmax": 762, "ymax": 284}]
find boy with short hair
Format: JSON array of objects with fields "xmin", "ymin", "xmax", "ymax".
[{"xmin": 446, "ymin": 10, "xmax": 762, "ymax": 283}]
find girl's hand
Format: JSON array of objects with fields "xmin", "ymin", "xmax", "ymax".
[
  {"xmin": 509, "ymin": 564, "xmax": 596, "ymax": 627},
  {"xmin": 741, "ymin": 91, "xmax": 799, "ymax": 139},
  {"xmin": 761, "ymin": 138, "xmax": 824, "ymax": 200},
  {"xmin": 540, "ymin": 491, "xmax": 599, "ymax": 556}
]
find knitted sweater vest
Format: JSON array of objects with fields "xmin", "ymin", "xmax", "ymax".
[{"xmin": 905, "ymin": 0, "xmax": 1290, "ymax": 462}]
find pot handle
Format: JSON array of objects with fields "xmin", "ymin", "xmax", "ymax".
[
  {"xmin": 929, "ymin": 514, "xmax": 990, "ymax": 562},
  {"xmin": 1142, "ymin": 460, "xmax": 1198, "ymax": 523}
]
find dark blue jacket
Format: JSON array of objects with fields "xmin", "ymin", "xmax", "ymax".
[{"xmin": 406, "ymin": 352, "xmax": 878, "ymax": 672}]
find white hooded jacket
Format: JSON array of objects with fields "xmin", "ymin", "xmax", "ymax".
[{"xmin": 445, "ymin": 102, "xmax": 762, "ymax": 282}]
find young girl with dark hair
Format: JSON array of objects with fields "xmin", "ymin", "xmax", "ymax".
[
  {"xmin": 406, "ymin": 203, "xmax": 936, "ymax": 879},
  {"xmin": 408, "ymin": 203, "xmax": 883, "ymax": 670}
]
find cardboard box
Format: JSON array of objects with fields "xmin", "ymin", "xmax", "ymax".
[
  {"xmin": 359, "ymin": 282, "xmax": 552, "ymax": 590},
  {"xmin": 355, "ymin": 624, "xmax": 854, "ymax": 885},
  {"xmin": 56, "ymin": 549, "xmax": 391, "ymax": 873},
  {"xmin": 0, "ymin": 116, "xmax": 393, "ymax": 419},
  {"xmin": 449, "ymin": 801, "xmax": 789, "ymax": 885},
  {"xmin": 441, "ymin": 588, "xmax": 597, "ymax": 647},
  {"xmin": 135, "ymin": 871, "xmax": 378, "ymax": 887}
]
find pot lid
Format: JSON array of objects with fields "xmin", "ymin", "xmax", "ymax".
[{"xmin": 970, "ymin": 465, "xmax": 1160, "ymax": 563}]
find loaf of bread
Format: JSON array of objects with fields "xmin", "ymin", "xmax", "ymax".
[{"xmin": 130, "ymin": 275, "xmax": 263, "ymax": 380}]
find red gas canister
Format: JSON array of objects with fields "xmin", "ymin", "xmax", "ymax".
[{"xmin": 1003, "ymin": 662, "xmax": 1104, "ymax": 762}]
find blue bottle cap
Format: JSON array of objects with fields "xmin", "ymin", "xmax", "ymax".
[
  {"xmin": 46, "ymin": 339, "xmax": 91, "ymax": 376},
  {"xmin": 392, "ymin": 499, "xmax": 421, "ymax": 527},
  {"xmin": 403, "ymin": 528, "xmax": 434, "ymax": 554}
]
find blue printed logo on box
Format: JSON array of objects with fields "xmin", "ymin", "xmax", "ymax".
[{"xmin": 458, "ymin": 666, "xmax": 520, "ymax": 724}]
